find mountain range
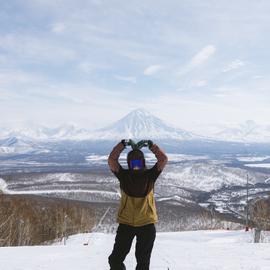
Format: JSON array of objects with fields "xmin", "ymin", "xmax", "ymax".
[
  {"xmin": 214, "ymin": 120, "xmax": 270, "ymax": 143},
  {"xmin": 0, "ymin": 109, "xmax": 205, "ymax": 142},
  {"xmin": 0, "ymin": 109, "xmax": 270, "ymax": 153}
]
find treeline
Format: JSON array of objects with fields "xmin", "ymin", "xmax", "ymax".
[
  {"xmin": 0, "ymin": 195, "xmax": 95, "ymax": 246},
  {"xmin": 250, "ymin": 197, "xmax": 270, "ymax": 230},
  {"xmin": 88, "ymin": 201, "xmax": 242, "ymax": 233}
]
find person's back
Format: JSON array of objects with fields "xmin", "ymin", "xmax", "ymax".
[{"xmin": 108, "ymin": 139, "xmax": 168, "ymax": 270}]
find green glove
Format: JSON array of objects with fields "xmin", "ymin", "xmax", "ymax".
[
  {"xmin": 128, "ymin": 139, "xmax": 137, "ymax": 150},
  {"xmin": 147, "ymin": 140, "xmax": 154, "ymax": 149},
  {"xmin": 137, "ymin": 140, "xmax": 148, "ymax": 149}
]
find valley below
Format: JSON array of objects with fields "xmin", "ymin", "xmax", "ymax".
[{"xmin": 2, "ymin": 148, "xmax": 270, "ymax": 232}]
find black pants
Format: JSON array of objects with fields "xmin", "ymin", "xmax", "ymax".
[{"xmin": 108, "ymin": 223, "xmax": 156, "ymax": 270}]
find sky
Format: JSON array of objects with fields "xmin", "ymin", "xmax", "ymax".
[{"xmin": 0, "ymin": 0, "xmax": 270, "ymax": 133}]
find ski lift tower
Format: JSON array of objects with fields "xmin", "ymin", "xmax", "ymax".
[{"xmin": 245, "ymin": 174, "xmax": 249, "ymax": 231}]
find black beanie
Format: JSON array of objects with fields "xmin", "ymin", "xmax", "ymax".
[{"xmin": 127, "ymin": 149, "xmax": 145, "ymax": 169}]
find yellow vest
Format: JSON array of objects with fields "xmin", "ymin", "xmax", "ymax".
[{"xmin": 117, "ymin": 189, "xmax": 158, "ymax": 227}]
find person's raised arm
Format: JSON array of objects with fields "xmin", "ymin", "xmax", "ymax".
[
  {"xmin": 149, "ymin": 141, "xmax": 168, "ymax": 171},
  {"xmin": 108, "ymin": 140, "xmax": 126, "ymax": 173}
]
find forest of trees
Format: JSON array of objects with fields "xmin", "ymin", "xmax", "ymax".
[
  {"xmin": 0, "ymin": 195, "xmax": 95, "ymax": 246},
  {"xmin": 2, "ymin": 193, "xmax": 270, "ymax": 246},
  {"xmin": 250, "ymin": 197, "xmax": 270, "ymax": 230}
]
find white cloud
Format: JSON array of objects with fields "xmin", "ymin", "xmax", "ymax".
[
  {"xmin": 78, "ymin": 62, "xmax": 96, "ymax": 74},
  {"xmin": 0, "ymin": 69, "xmax": 43, "ymax": 86},
  {"xmin": 51, "ymin": 22, "xmax": 66, "ymax": 33},
  {"xmin": 177, "ymin": 45, "xmax": 216, "ymax": 77},
  {"xmin": 223, "ymin": 59, "xmax": 245, "ymax": 72},
  {"xmin": 144, "ymin": 65, "xmax": 162, "ymax": 76},
  {"xmin": 194, "ymin": 80, "xmax": 207, "ymax": 87},
  {"xmin": 141, "ymin": 87, "xmax": 270, "ymax": 133},
  {"xmin": 1, "ymin": 1, "xmax": 270, "ymax": 130},
  {"xmin": 190, "ymin": 45, "xmax": 216, "ymax": 67},
  {"xmin": 175, "ymin": 88, "xmax": 185, "ymax": 92},
  {"xmin": 0, "ymin": 34, "xmax": 77, "ymax": 63},
  {"xmin": 114, "ymin": 75, "xmax": 137, "ymax": 84}
]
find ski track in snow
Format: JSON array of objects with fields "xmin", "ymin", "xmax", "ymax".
[{"xmin": 1, "ymin": 230, "xmax": 270, "ymax": 270}]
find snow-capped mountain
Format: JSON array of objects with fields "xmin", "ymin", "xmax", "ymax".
[
  {"xmin": 0, "ymin": 137, "xmax": 48, "ymax": 155},
  {"xmin": 1, "ymin": 111, "xmax": 270, "ymax": 143},
  {"xmin": 0, "ymin": 109, "xmax": 205, "ymax": 141},
  {"xmin": 214, "ymin": 120, "xmax": 270, "ymax": 143},
  {"xmin": 92, "ymin": 108, "xmax": 204, "ymax": 140},
  {"xmin": 3, "ymin": 124, "xmax": 91, "ymax": 141}
]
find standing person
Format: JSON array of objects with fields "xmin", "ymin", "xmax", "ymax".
[{"xmin": 108, "ymin": 139, "xmax": 168, "ymax": 270}]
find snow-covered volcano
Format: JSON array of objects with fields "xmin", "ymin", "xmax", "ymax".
[
  {"xmin": 0, "ymin": 109, "xmax": 204, "ymax": 141},
  {"xmin": 93, "ymin": 109, "xmax": 203, "ymax": 140}
]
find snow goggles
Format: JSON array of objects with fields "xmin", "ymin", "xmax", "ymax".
[{"xmin": 130, "ymin": 159, "xmax": 144, "ymax": 169}]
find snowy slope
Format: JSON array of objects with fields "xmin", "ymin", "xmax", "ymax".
[
  {"xmin": 0, "ymin": 137, "xmax": 49, "ymax": 155},
  {"xmin": 161, "ymin": 161, "xmax": 268, "ymax": 192},
  {"xmin": 2, "ymin": 158, "xmax": 268, "ymax": 196},
  {"xmin": 1, "ymin": 230, "xmax": 270, "ymax": 270},
  {"xmin": 2, "ymin": 124, "xmax": 91, "ymax": 141},
  {"xmin": 0, "ymin": 178, "xmax": 8, "ymax": 193}
]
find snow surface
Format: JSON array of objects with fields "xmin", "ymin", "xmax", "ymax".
[
  {"xmin": 1, "ymin": 159, "xmax": 267, "ymax": 196},
  {"xmin": 0, "ymin": 178, "xmax": 8, "ymax": 193},
  {"xmin": 237, "ymin": 156, "xmax": 270, "ymax": 162},
  {"xmin": 0, "ymin": 137, "xmax": 49, "ymax": 155},
  {"xmin": 162, "ymin": 162, "xmax": 259, "ymax": 192},
  {"xmin": 1, "ymin": 230, "xmax": 270, "ymax": 270},
  {"xmin": 245, "ymin": 163, "xmax": 270, "ymax": 168}
]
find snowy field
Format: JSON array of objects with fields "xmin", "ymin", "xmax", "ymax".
[
  {"xmin": 245, "ymin": 163, "xmax": 270, "ymax": 168},
  {"xmin": 1, "ymin": 230, "xmax": 270, "ymax": 270}
]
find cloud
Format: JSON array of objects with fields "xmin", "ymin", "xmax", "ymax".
[
  {"xmin": 194, "ymin": 80, "xmax": 207, "ymax": 87},
  {"xmin": 190, "ymin": 45, "xmax": 216, "ymax": 67},
  {"xmin": 2, "ymin": 0, "xmax": 270, "ymax": 129},
  {"xmin": 223, "ymin": 59, "xmax": 245, "ymax": 72},
  {"xmin": 0, "ymin": 34, "xmax": 77, "ymax": 63},
  {"xmin": 51, "ymin": 22, "xmax": 66, "ymax": 33},
  {"xmin": 0, "ymin": 69, "xmax": 43, "ymax": 86},
  {"xmin": 144, "ymin": 65, "xmax": 162, "ymax": 76},
  {"xmin": 77, "ymin": 61, "xmax": 111, "ymax": 75},
  {"xmin": 114, "ymin": 75, "xmax": 137, "ymax": 84},
  {"xmin": 177, "ymin": 45, "xmax": 216, "ymax": 77}
]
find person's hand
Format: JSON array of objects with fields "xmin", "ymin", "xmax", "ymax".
[
  {"xmin": 121, "ymin": 139, "xmax": 136, "ymax": 149},
  {"xmin": 147, "ymin": 140, "xmax": 154, "ymax": 149},
  {"xmin": 121, "ymin": 139, "xmax": 129, "ymax": 147}
]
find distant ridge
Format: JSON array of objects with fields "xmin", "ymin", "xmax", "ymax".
[
  {"xmin": 0, "ymin": 109, "xmax": 206, "ymax": 141},
  {"xmin": 214, "ymin": 120, "xmax": 270, "ymax": 143},
  {"xmin": 1, "ymin": 110, "xmax": 270, "ymax": 143}
]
